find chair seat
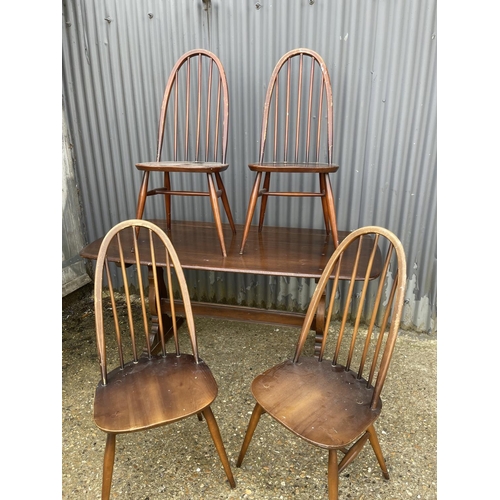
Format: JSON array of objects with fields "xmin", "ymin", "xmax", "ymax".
[
  {"xmin": 251, "ymin": 357, "xmax": 381, "ymax": 449},
  {"xmin": 136, "ymin": 161, "xmax": 229, "ymax": 173},
  {"xmin": 248, "ymin": 162, "xmax": 339, "ymax": 173},
  {"xmin": 94, "ymin": 353, "xmax": 218, "ymax": 433}
]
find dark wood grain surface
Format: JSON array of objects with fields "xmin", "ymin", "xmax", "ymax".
[
  {"xmin": 248, "ymin": 162, "xmax": 339, "ymax": 173},
  {"xmin": 80, "ymin": 220, "xmax": 381, "ymax": 280}
]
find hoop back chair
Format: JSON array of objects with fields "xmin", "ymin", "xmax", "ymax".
[
  {"xmin": 135, "ymin": 49, "xmax": 236, "ymax": 257},
  {"xmin": 239, "ymin": 48, "xmax": 340, "ymax": 254},
  {"xmin": 237, "ymin": 226, "xmax": 407, "ymax": 499},
  {"xmin": 92, "ymin": 219, "xmax": 235, "ymax": 499}
]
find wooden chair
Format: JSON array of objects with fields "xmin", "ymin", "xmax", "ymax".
[
  {"xmin": 135, "ymin": 49, "xmax": 236, "ymax": 257},
  {"xmin": 236, "ymin": 226, "xmax": 407, "ymax": 499},
  {"xmin": 239, "ymin": 48, "xmax": 340, "ymax": 254},
  {"xmin": 92, "ymin": 219, "xmax": 235, "ymax": 499}
]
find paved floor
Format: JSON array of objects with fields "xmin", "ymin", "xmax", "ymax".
[{"xmin": 62, "ymin": 284, "xmax": 437, "ymax": 499}]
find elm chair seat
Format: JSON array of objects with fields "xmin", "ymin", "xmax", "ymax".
[
  {"xmin": 250, "ymin": 357, "xmax": 382, "ymax": 449},
  {"xmin": 93, "ymin": 353, "xmax": 218, "ymax": 433}
]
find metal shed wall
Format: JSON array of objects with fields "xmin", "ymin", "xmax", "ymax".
[
  {"xmin": 62, "ymin": 105, "xmax": 92, "ymax": 296},
  {"xmin": 62, "ymin": 0, "xmax": 437, "ymax": 333}
]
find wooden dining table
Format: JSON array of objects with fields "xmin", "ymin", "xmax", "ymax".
[{"xmin": 80, "ymin": 220, "xmax": 382, "ymax": 355}]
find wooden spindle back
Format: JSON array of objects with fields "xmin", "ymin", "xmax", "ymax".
[
  {"xmin": 259, "ymin": 48, "xmax": 334, "ymax": 165},
  {"xmin": 293, "ymin": 226, "xmax": 407, "ymax": 410},
  {"xmin": 94, "ymin": 219, "xmax": 198, "ymax": 385},
  {"xmin": 156, "ymin": 49, "xmax": 229, "ymax": 164}
]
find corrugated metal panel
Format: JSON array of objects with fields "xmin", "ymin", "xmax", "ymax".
[
  {"xmin": 62, "ymin": 0, "xmax": 437, "ymax": 333},
  {"xmin": 62, "ymin": 103, "xmax": 92, "ymax": 296}
]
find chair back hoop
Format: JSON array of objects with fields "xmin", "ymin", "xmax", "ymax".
[
  {"xmin": 259, "ymin": 48, "xmax": 334, "ymax": 164},
  {"xmin": 292, "ymin": 226, "xmax": 407, "ymax": 409},
  {"xmin": 94, "ymin": 219, "xmax": 198, "ymax": 385},
  {"xmin": 156, "ymin": 49, "xmax": 230, "ymax": 164}
]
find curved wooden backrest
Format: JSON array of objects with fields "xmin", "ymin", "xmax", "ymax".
[
  {"xmin": 156, "ymin": 49, "xmax": 229, "ymax": 163},
  {"xmin": 93, "ymin": 219, "xmax": 198, "ymax": 385},
  {"xmin": 293, "ymin": 226, "xmax": 407, "ymax": 409},
  {"xmin": 259, "ymin": 48, "xmax": 334, "ymax": 164}
]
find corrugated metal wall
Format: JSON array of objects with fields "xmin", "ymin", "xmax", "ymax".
[
  {"xmin": 62, "ymin": 0, "xmax": 437, "ymax": 333},
  {"xmin": 62, "ymin": 105, "xmax": 92, "ymax": 296}
]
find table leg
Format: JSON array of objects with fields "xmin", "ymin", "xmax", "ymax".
[{"xmin": 148, "ymin": 266, "xmax": 325, "ymax": 357}]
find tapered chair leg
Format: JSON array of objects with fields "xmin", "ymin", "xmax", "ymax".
[
  {"xmin": 258, "ymin": 172, "xmax": 271, "ymax": 231},
  {"xmin": 239, "ymin": 172, "xmax": 263, "ymax": 254},
  {"xmin": 328, "ymin": 449, "xmax": 339, "ymax": 500},
  {"xmin": 136, "ymin": 172, "xmax": 150, "ymax": 220},
  {"xmin": 338, "ymin": 432, "xmax": 369, "ymax": 473},
  {"xmin": 202, "ymin": 406, "xmax": 236, "ymax": 488},
  {"xmin": 206, "ymin": 173, "xmax": 228, "ymax": 257},
  {"xmin": 324, "ymin": 174, "xmax": 339, "ymax": 247},
  {"xmin": 237, "ymin": 402, "xmax": 265, "ymax": 467},
  {"xmin": 215, "ymin": 172, "xmax": 237, "ymax": 234},
  {"xmin": 367, "ymin": 424, "xmax": 390, "ymax": 480},
  {"xmin": 163, "ymin": 172, "xmax": 172, "ymax": 230},
  {"xmin": 102, "ymin": 433, "xmax": 116, "ymax": 500},
  {"xmin": 319, "ymin": 173, "xmax": 331, "ymax": 234}
]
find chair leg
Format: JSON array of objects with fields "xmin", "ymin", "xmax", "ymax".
[
  {"xmin": 163, "ymin": 172, "xmax": 172, "ymax": 230},
  {"xmin": 239, "ymin": 172, "xmax": 263, "ymax": 254},
  {"xmin": 319, "ymin": 173, "xmax": 331, "ymax": 234},
  {"xmin": 206, "ymin": 173, "xmax": 227, "ymax": 257},
  {"xmin": 324, "ymin": 174, "xmax": 339, "ymax": 247},
  {"xmin": 136, "ymin": 172, "xmax": 150, "ymax": 220},
  {"xmin": 101, "ymin": 433, "xmax": 116, "ymax": 500},
  {"xmin": 367, "ymin": 424, "xmax": 390, "ymax": 480},
  {"xmin": 201, "ymin": 406, "xmax": 236, "ymax": 488},
  {"xmin": 215, "ymin": 172, "xmax": 236, "ymax": 234},
  {"xmin": 328, "ymin": 449, "xmax": 339, "ymax": 500},
  {"xmin": 338, "ymin": 431, "xmax": 369, "ymax": 474},
  {"xmin": 236, "ymin": 402, "xmax": 265, "ymax": 467},
  {"xmin": 258, "ymin": 172, "xmax": 271, "ymax": 231}
]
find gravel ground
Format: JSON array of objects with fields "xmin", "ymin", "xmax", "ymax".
[{"xmin": 62, "ymin": 284, "xmax": 437, "ymax": 499}]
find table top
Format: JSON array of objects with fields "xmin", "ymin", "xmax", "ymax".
[{"xmin": 80, "ymin": 220, "xmax": 381, "ymax": 280}]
